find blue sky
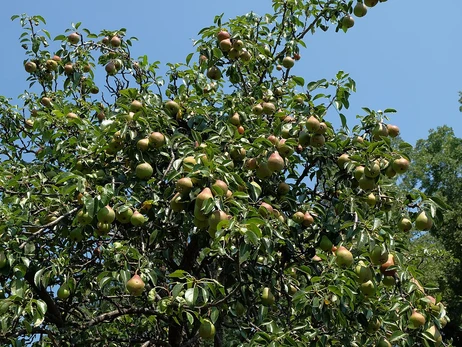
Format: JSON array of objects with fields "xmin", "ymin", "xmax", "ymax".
[{"xmin": 0, "ymin": 0, "xmax": 460, "ymax": 146}]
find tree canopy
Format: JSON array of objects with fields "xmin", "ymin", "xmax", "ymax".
[
  {"xmin": 0, "ymin": 1, "xmax": 453, "ymax": 346},
  {"xmin": 403, "ymin": 126, "xmax": 462, "ymax": 342}
]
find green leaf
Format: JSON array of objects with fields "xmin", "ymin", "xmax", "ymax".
[
  {"xmin": 185, "ymin": 287, "xmax": 198, "ymax": 306},
  {"xmin": 389, "ymin": 330, "xmax": 408, "ymax": 342}
]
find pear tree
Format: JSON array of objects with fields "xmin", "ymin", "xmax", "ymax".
[{"xmin": 0, "ymin": 1, "xmax": 451, "ymax": 346}]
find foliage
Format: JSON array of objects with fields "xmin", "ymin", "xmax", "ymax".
[
  {"xmin": 403, "ymin": 126, "xmax": 462, "ymax": 335},
  {"xmin": 0, "ymin": 1, "xmax": 453, "ymax": 346}
]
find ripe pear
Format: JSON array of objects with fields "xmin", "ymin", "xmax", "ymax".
[
  {"xmin": 415, "ymin": 211, "xmax": 432, "ymax": 230},
  {"xmin": 364, "ymin": 0, "xmax": 379, "ymax": 7},
  {"xmin": 267, "ymin": 152, "xmax": 285, "ymax": 172},
  {"xmin": 115, "ymin": 207, "xmax": 133, "ymax": 224},
  {"xmin": 358, "ymin": 176, "xmax": 376, "ymax": 191},
  {"xmin": 208, "ymin": 210, "xmax": 229, "ymax": 237},
  {"xmin": 380, "ymin": 254, "xmax": 396, "ymax": 276},
  {"xmin": 366, "ymin": 193, "xmax": 376, "ymax": 207},
  {"xmin": 293, "ymin": 211, "xmax": 305, "ymax": 224},
  {"xmin": 183, "ymin": 156, "xmax": 197, "ymax": 172},
  {"xmin": 319, "ymin": 235, "xmax": 333, "ymax": 252},
  {"xmin": 252, "ymin": 104, "xmax": 264, "ymax": 115},
  {"xmin": 372, "ymin": 123, "xmax": 388, "ymax": 140},
  {"xmin": 426, "ymin": 325, "xmax": 442, "ymax": 346},
  {"xmin": 207, "ymin": 66, "xmax": 221, "ymax": 80},
  {"xmin": 336, "ymin": 246, "xmax": 353, "ymax": 268},
  {"xmin": 364, "ymin": 161, "xmax": 381, "ymax": 178},
  {"xmin": 127, "ymin": 274, "xmax": 145, "ymax": 296},
  {"xmin": 219, "ymin": 38, "xmax": 232, "ymax": 52},
  {"xmin": 376, "ymin": 337, "xmax": 392, "ymax": 347},
  {"xmin": 217, "ymin": 30, "xmax": 230, "ymax": 41},
  {"xmin": 149, "ymin": 132, "xmax": 165, "ymax": 148},
  {"xmin": 382, "ymin": 275, "xmax": 395, "ymax": 287},
  {"xmin": 165, "ymin": 100, "xmax": 180, "ymax": 116},
  {"xmin": 354, "ymin": 166, "xmax": 365, "ymax": 181},
  {"xmin": 97, "ymin": 205, "xmax": 115, "ymax": 224},
  {"xmin": 360, "ymin": 280, "xmax": 376, "ymax": 296},
  {"xmin": 310, "ymin": 134, "xmax": 325, "ymax": 147},
  {"xmin": 135, "ymin": 163, "xmax": 153, "ymax": 180},
  {"xmin": 306, "ymin": 116, "xmax": 320, "ymax": 133},
  {"xmin": 398, "ymin": 217, "xmax": 412, "ymax": 232},
  {"xmin": 262, "ymin": 102, "xmax": 276, "ymax": 115},
  {"xmin": 256, "ymin": 162, "xmax": 273, "ymax": 179},
  {"xmin": 130, "ymin": 211, "xmax": 145, "ymax": 226},
  {"xmin": 259, "ymin": 202, "xmax": 273, "ymax": 218},
  {"xmin": 261, "ymin": 287, "xmax": 275, "ymax": 306},
  {"xmin": 387, "ymin": 124, "xmax": 400, "ymax": 137},
  {"xmin": 392, "ymin": 157, "xmax": 410, "ymax": 174},
  {"xmin": 170, "ymin": 193, "xmax": 185, "ymax": 212},
  {"xmin": 355, "ymin": 261, "xmax": 373, "ymax": 283},
  {"xmin": 303, "ymin": 212, "xmax": 314, "ymax": 227},
  {"xmin": 137, "ymin": 138, "xmax": 150, "ymax": 151},
  {"xmin": 176, "ymin": 177, "xmax": 193, "ymax": 195},
  {"xmin": 276, "ymin": 139, "xmax": 294, "ymax": 157},
  {"xmin": 67, "ymin": 32, "xmax": 80, "ymax": 44},
  {"xmin": 57, "ymin": 284, "xmax": 70, "ymax": 300},
  {"xmin": 385, "ymin": 164, "xmax": 397, "ymax": 178},
  {"xmin": 24, "ymin": 61, "xmax": 37, "ymax": 73},
  {"xmin": 370, "ymin": 245, "xmax": 389, "ymax": 265},
  {"xmin": 195, "ymin": 188, "xmax": 213, "ymax": 210},
  {"xmin": 199, "ymin": 319, "xmax": 216, "ymax": 339},
  {"xmin": 337, "ymin": 153, "xmax": 350, "ymax": 169},
  {"xmin": 229, "ymin": 112, "xmax": 240, "ymax": 126},
  {"xmin": 274, "ymin": 183, "xmax": 289, "ymax": 197},
  {"xmin": 282, "ymin": 56, "xmax": 295, "ymax": 69},
  {"xmin": 409, "ymin": 310, "xmax": 426, "ymax": 329},
  {"xmin": 342, "ymin": 15, "xmax": 355, "ymax": 28},
  {"xmin": 354, "ymin": 2, "xmax": 368, "ymax": 17}
]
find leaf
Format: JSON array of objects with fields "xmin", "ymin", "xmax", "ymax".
[
  {"xmin": 292, "ymin": 76, "xmax": 304, "ymax": 87},
  {"xmin": 185, "ymin": 287, "xmax": 198, "ymax": 306},
  {"xmin": 172, "ymin": 283, "xmax": 183, "ymax": 298},
  {"xmin": 186, "ymin": 311, "xmax": 194, "ymax": 326},
  {"xmin": 389, "ymin": 330, "xmax": 408, "ymax": 342}
]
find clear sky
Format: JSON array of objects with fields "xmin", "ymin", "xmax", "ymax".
[{"xmin": 0, "ymin": 0, "xmax": 460, "ymax": 146}]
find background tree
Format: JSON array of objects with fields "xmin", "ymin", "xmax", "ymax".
[
  {"xmin": 0, "ymin": 1, "xmax": 453, "ymax": 346},
  {"xmin": 402, "ymin": 125, "xmax": 462, "ymax": 343}
]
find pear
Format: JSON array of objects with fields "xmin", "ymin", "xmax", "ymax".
[
  {"xmin": 259, "ymin": 202, "xmax": 273, "ymax": 218},
  {"xmin": 415, "ymin": 211, "xmax": 432, "ymax": 230},
  {"xmin": 353, "ymin": 2, "xmax": 368, "ymax": 17},
  {"xmin": 137, "ymin": 138, "xmax": 150, "ymax": 151},
  {"xmin": 409, "ymin": 310, "xmax": 426, "ymax": 329},
  {"xmin": 392, "ymin": 157, "xmax": 410, "ymax": 174},
  {"xmin": 135, "ymin": 162, "xmax": 153, "ymax": 180},
  {"xmin": 195, "ymin": 188, "xmax": 213, "ymax": 210},
  {"xmin": 337, "ymin": 153, "xmax": 350, "ymax": 169},
  {"xmin": 426, "ymin": 325, "xmax": 442, "ymax": 346},
  {"xmin": 208, "ymin": 210, "xmax": 229, "ymax": 237},
  {"xmin": 261, "ymin": 287, "xmax": 275, "ymax": 306},
  {"xmin": 382, "ymin": 275, "xmax": 395, "ymax": 287},
  {"xmin": 376, "ymin": 337, "xmax": 392, "ymax": 347},
  {"xmin": 336, "ymin": 246, "xmax": 353, "ymax": 267},
  {"xmin": 130, "ymin": 211, "xmax": 146, "ymax": 226},
  {"xmin": 127, "ymin": 274, "xmax": 145, "ymax": 296},
  {"xmin": 165, "ymin": 100, "xmax": 180, "ymax": 116},
  {"xmin": 97, "ymin": 205, "xmax": 115, "ymax": 224},
  {"xmin": 319, "ymin": 235, "xmax": 333, "ymax": 252},
  {"xmin": 354, "ymin": 166, "xmax": 365, "ymax": 181},
  {"xmin": 199, "ymin": 319, "xmax": 216, "ymax": 339},
  {"xmin": 306, "ymin": 116, "xmax": 320, "ymax": 133},
  {"xmin": 267, "ymin": 152, "xmax": 285, "ymax": 172},
  {"xmin": 256, "ymin": 162, "xmax": 273, "ymax": 179},
  {"xmin": 398, "ymin": 217, "xmax": 412, "ymax": 232},
  {"xmin": 302, "ymin": 212, "xmax": 314, "ymax": 227},
  {"xmin": 170, "ymin": 193, "xmax": 186, "ymax": 212},
  {"xmin": 364, "ymin": 161, "xmax": 381, "ymax": 178},
  {"xmin": 370, "ymin": 245, "xmax": 389, "ymax": 265},
  {"xmin": 360, "ymin": 280, "xmax": 376, "ymax": 297},
  {"xmin": 293, "ymin": 211, "xmax": 305, "ymax": 224},
  {"xmin": 355, "ymin": 261, "xmax": 373, "ymax": 283},
  {"xmin": 380, "ymin": 254, "xmax": 396, "ymax": 276},
  {"xmin": 116, "ymin": 207, "xmax": 133, "ymax": 224},
  {"xmin": 387, "ymin": 124, "xmax": 400, "ymax": 137},
  {"xmin": 212, "ymin": 180, "xmax": 228, "ymax": 196},
  {"xmin": 176, "ymin": 177, "xmax": 193, "ymax": 195},
  {"xmin": 262, "ymin": 102, "xmax": 276, "ymax": 115}
]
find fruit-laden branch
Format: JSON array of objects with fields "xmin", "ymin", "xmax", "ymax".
[
  {"xmin": 19, "ymin": 207, "xmax": 79, "ymax": 249},
  {"xmin": 81, "ymin": 307, "xmax": 166, "ymax": 330}
]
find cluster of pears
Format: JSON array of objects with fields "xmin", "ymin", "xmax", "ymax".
[
  {"xmin": 75, "ymin": 204, "xmax": 145, "ymax": 236},
  {"xmin": 170, "ymin": 173, "xmax": 231, "ymax": 238},
  {"xmin": 298, "ymin": 115, "xmax": 328, "ymax": 149},
  {"xmin": 343, "ymin": 0, "xmax": 389, "ymax": 29}
]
